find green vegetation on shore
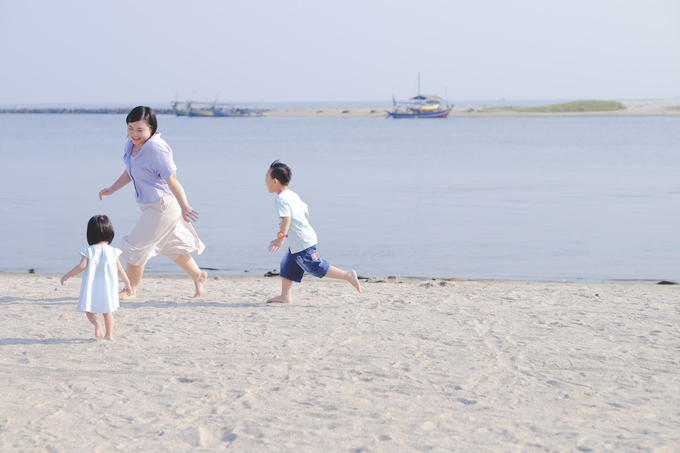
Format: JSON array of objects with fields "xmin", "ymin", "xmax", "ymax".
[
  {"xmin": 664, "ymin": 105, "xmax": 680, "ymax": 111},
  {"xmin": 487, "ymin": 100, "xmax": 626, "ymax": 113}
]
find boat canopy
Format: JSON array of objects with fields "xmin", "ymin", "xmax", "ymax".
[{"xmin": 409, "ymin": 95, "xmax": 444, "ymax": 103}]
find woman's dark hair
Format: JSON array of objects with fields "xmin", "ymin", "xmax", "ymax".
[
  {"xmin": 126, "ymin": 106, "xmax": 158, "ymax": 136},
  {"xmin": 87, "ymin": 215, "xmax": 115, "ymax": 245},
  {"xmin": 270, "ymin": 160, "xmax": 292, "ymax": 185}
]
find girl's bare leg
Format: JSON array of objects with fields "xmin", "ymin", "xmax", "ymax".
[
  {"xmin": 324, "ymin": 266, "xmax": 362, "ymax": 293},
  {"xmin": 174, "ymin": 254, "xmax": 207, "ymax": 297},
  {"xmin": 267, "ymin": 277, "xmax": 294, "ymax": 303},
  {"xmin": 102, "ymin": 313, "xmax": 114, "ymax": 341},
  {"xmin": 86, "ymin": 312, "xmax": 104, "ymax": 339},
  {"xmin": 121, "ymin": 263, "xmax": 143, "ymax": 299}
]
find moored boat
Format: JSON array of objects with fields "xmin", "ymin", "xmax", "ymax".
[
  {"xmin": 171, "ymin": 98, "xmax": 266, "ymax": 117},
  {"xmin": 171, "ymin": 101, "xmax": 189, "ymax": 116},
  {"xmin": 386, "ymin": 94, "xmax": 453, "ymax": 119}
]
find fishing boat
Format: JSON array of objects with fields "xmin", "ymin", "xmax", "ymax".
[
  {"xmin": 386, "ymin": 73, "xmax": 453, "ymax": 118},
  {"xmin": 386, "ymin": 94, "xmax": 453, "ymax": 119},
  {"xmin": 171, "ymin": 100, "xmax": 189, "ymax": 116},
  {"xmin": 171, "ymin": 99, "xmax": 266, "ymax": 117}
]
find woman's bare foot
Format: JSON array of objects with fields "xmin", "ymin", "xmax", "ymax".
[
  {"xmin": 347, "ymin": 270, "xmax": 362, "ymax": 293},
  {"xmin": 193, "ymin": 271, "xmax": 208, "ymax": 297},
  {"xmin": 94, "ymin": 321, "xmax": 104, "ymax": 339},
  {"xmin": 266, "ymin": 295, "xmax": 292, "ymax": 304},
  {"xmin": 103, "ymin": 334, "xmax": 113, "ymax": 341},
  {"xmin": 119, "ymin": 289, "xmax": 136, "ymax": 300}
]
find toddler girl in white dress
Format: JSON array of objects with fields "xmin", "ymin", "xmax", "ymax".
[{"xmin": 61, "ymin": 215, "xmax": 131, "ymax": 341}]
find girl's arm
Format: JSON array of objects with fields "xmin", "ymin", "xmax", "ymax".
[
  {"xmin": 268, "ymin": 217, "xmax": 291, "ymax": 253},
  {"xmin": 99, "ymin": 170, "xmax": 131, "ymax": 200},
  {"xmin": 116, "ymin": 258, "xmax": 132, "ymax": 296},
  {"xmin": 166, "ymin": 172, "xmax": 199, "ymax": 223},
  {"xmin": 61, "ymin": 256, "xmax": 88, "ymax": 285}
]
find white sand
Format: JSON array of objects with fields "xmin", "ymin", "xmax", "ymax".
[{"xmin": 1, "ymin": 273, "xmax": 678, "ymax": 452}]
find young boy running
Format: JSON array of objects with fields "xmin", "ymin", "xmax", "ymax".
[{"xmin": 265, "ymin": 160, "xmax": 361, "ymax": 303}]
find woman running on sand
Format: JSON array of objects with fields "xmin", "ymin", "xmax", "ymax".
[{"xmin": 99, "ymin": 106, "xmax": 207, "ymax": 298}]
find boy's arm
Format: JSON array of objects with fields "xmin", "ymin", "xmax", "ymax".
[
  {"xmin": 268, "ymin": 217, "xmax": 291, "ymax": 253},
  {"xmin": 61, "ymin": 256, "xmax": 88, "ymax": 284},
  {"xmin": 116, "ymin": 258, "xmax": 132, "ymax": 295}
]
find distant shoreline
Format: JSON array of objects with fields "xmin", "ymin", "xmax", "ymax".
[{"xmin": 2, "ymin": 100, "xmax": 679, "ymax": 118}]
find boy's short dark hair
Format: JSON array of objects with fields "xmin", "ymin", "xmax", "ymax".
[
  {"xmin": 87, "ymin": 215, "xmax": 115, "ymax": 245},
  {"xmin": 270, "ymin": 160, "xmax": 292, "ymax": 186},
  {"xmin": 126, "ymin": 106, "xmax": 158, "ymax": 136}
]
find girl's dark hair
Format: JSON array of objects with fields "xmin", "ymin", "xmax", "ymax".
[
  {"xmin": 87, "ymin": 215, "xmax": 115, "ymax": 245},
  {"xmin": 126, "ymin": 106, "xmax": 158, "ymax": 136},
  {"xmin": 270, "ymin": 160, "xmax": 292, "ymax": 185}
]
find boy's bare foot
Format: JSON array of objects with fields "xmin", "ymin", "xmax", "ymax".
[
  {"xmin": 193, "ymin": 271, "xmax": 208, "ymax": 297},
  {"xmin": 94, "ymin": 321, "xmax": 104, "ymax": 339},
  {"xmin": 266, "ymin": 295, "xmax": 292, "ymax": 304},
  {"xmin": 119, "ymin": 290, "xmax": 136, "ymax": 300},
  {"xmin": 347, "ymin": 270, "xmax": 362, "ymax": 293},
  {"xmin": 103, "ymin": 334, "xmax": 113, "ymax": 341}
]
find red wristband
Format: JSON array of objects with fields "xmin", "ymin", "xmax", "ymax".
[{"xmin": 277, "ymin": 232, "xmax": 288, "ymax": 239}]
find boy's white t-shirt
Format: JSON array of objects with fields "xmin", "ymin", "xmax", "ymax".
[{"xmin": 275, "ymin": 189, "xmax": 317, "ymax": 254}]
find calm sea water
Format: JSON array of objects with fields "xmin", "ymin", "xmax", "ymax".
[{"xmin": 1, "ymin": 113, "xmax": 678, "ymax": 281}]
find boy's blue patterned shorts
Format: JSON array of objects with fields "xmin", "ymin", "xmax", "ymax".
[{"xmin": 280, "ymin": 245, "xmax": 330, "ymax": 283}]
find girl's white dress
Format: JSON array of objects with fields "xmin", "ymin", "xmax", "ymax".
[{"xmin": 76, "ymin": 244, "xmax": 121, "ymax": 313}]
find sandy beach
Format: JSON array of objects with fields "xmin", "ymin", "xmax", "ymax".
[
  {"xmin": 262, "ymin": 99, "xmax": 680, "ymax": 118},
  {"xmin": 1, "ymin": 273, "xmax": 678, "ymax": 452}
]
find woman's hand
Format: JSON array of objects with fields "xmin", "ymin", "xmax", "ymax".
[
  {"xmin": 181, "ymin": 206, "xmax": 199, "ymax": 223},
  {"xmin": 60, "ymin": 275, "xmax": 69, "ymax": 285},
  {"xmin": 100, "ymin": 172, "xmax": 131, "ymax": 200},
  {"xmin": 166, "ymin": 174, "xmax": 198, "ymax": 222},
  {"xmin": 98, "ymin": 187, "xmax": 115, "ymax": 200}
]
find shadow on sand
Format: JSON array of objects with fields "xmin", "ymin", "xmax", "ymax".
[
  {"xmin": 0, "ymin": 296, "xmax": 74, "ymax": 306},
  {"xmin": 0, "ymin": 337, "xmax": 93, "ymax": 346},
  {"xmin": 120, "ymin": 299, "xmax": 264, "ymax": 309}
]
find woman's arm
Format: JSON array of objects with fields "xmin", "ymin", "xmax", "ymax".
[
  {"xmin": 99, "ymin": 170, "xmax": 131, "ymax": 200},
  {"xmin": 61, "ymin": 256, "xmax": 88, "ymax": 284},
  {"xmin": 116, "ymin": 258, "xmax": 132, "ymax": 296},
  {"xmin": 166, "ymin": 172, "xmax": 199, "ymax": 222}
]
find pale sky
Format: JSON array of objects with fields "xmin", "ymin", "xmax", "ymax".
[{"xmin": 1, "ymin": 0, "xmax": 678, "ymax": 104}]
